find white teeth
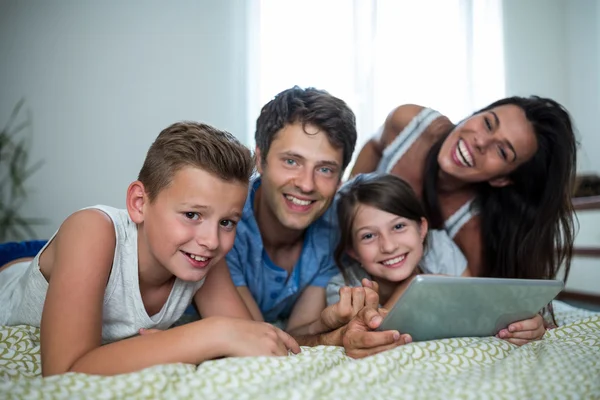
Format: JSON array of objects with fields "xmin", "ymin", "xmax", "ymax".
[
  {"xmin": 286, "ymin": 195, "xmax": 311, "ymax": 206},
  {"xmin": 456, "ymin": 139, "xmax": 473, "ymax": 167},
  {"xmin": 382, "ymin": 254, "xmax": 406, "ymax": 266},
  {"xmin": 189, "ymin": 254, "xmax": 207, "ymax": 261}
]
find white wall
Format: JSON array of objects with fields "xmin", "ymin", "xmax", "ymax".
[
  {"xmin": 503, "ymin": 0, "xmax": 600, "ymax": 174},
  {"xmin": 0, "ymin": 0, "xmax": 249, "ymax": 239}
]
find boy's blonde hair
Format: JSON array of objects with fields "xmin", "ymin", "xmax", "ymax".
[{"xmin": 138, "ymin": 122, "xmax": 254, "ymax": 201}]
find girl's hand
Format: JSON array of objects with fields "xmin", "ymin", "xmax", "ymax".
[
  {"xmin": 321, "ymin": 285, "xmax": 379, "ymax": 330},
  {"xmin": 496, "ymin": 313, "xmax": 545, "ymax": 346}
]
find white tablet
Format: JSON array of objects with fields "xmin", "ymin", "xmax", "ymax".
[{"xmin": 376, "ymin": 275, "xmax": 564, "ymax": 341}]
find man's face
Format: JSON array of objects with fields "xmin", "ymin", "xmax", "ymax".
[{"xmin": 256, "ymin": 122, "xmax": 343, "ymax": 231}]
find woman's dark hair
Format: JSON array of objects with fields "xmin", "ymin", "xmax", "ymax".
[
  {"xmin": 423, "ymin": 96, "xmax": 577, "ymax": 282},
  {"xmin": 334, "ymin": 173, "xmax": 428, "ymax": 280}
]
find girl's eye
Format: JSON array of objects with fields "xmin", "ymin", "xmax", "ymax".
[
  {"xmin": 220, "ymin": 219, "xmax": 237, "ymax": 229},
  {"xmin": 185, "ymin": 212, "xmax": 200, "ymax": 220},
  {"xmin": 361, "ymin": 233, "xmax": 374, "ymax": 240},
  {"xmin": 393, "ymin": 223, "xmax": 406, "ymax": 230}
]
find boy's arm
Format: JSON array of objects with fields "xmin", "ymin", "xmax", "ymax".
[
  {"xmin": 41, "ymin": 210, "xmax": 298, "ymax": 377},
  {"xmin": 193, "ymin": 258, "xmax": 252, "ymax": 320}
]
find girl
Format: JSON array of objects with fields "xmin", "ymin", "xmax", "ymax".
[{"xmin": 326, "ymin": 173, "xmax": 546, "ymax": 345}]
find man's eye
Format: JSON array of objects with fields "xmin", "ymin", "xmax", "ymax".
[{"xmin": 285, "ymin": 159, "xmax": 297, "ymax": 166}]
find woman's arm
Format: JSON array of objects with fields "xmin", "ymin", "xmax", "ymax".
[{"xmin": 350, "ymin": 104, "xmax": 425, "ymax": 176}]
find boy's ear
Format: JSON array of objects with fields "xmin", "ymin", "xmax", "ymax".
[
  {"xmin": 255, "ymin": 147, "xmax": 263, "ymax": 175},
  {"xmin": 488, "ymin": 176, "xmax": 512, "ymax": 188},
  {"xmin": 126, "ymin": 181, "xmax": 147, "ymax": 224},
  {"xmin": 420, "ymin": 217, "xmax": 429, "ymax": 241}
]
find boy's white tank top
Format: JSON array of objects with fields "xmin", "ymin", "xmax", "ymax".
[{"xmin": 0, "ymin": 205, "xmax": 204, "ymax": 343}]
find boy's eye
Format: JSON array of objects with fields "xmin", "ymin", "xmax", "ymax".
[
  {"xmin": 185, "ymin": 212, "xmax": 200, "ymax": 220},
  {"xmin": 220, "ymin": 219, "xmax": 237, "ymax": 229},
  {"xmin": 319, "ymin": 167, "xmax": 334, "ymax": 175},
  {"xmin": 285, "ymin": 159, "xmax": 297, "ymax": 166}
]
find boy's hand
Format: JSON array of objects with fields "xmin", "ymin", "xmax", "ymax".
[
  {"xmin": 141, "ymin": 319, "xmax": 301, "ymax": 357},
  {"xmin": 342, "ymin": 306, "xmax": 411, "ymax": 358},
  {"xmin": 321, "ymin": 284, "xmax": 379, "ymax": 330},
  {"xmin": 496, "ymin": 313, "xmax": 545, "ymax": 346},
  {"xmin": 224, "ymin": 319, "xmax": 301, "ymax": 356}
]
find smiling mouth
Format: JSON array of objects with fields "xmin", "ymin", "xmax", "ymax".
[
  {"xmin": 182, "ymin": 251, "xmax": 211, "ymax": 268},
  {"xmin": 381, "ymin": 253, "xmax": 407, "ymax": 267},
  {"xmin": 284, "ymin": 194, "xmax": 316, "ymax": 209},
  {"xmin": 455, "ymin": 139, "xmax": 474, "ymax": 167}
]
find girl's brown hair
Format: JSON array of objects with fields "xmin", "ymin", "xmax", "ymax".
[{"xmin": 334, "ymin": 173, "xmax": 428, "ymax": 281}]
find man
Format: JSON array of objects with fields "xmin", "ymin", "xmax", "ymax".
[{"xmin": 225, "ymin": 86, "xmax": 409, "ymax": 355}]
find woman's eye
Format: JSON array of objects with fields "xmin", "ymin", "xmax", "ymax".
[
  {"xmin": 393, "ymin": 223, "xmax": 406, "ymax": 230},
  {"xmin": 484, "ymin": 117, "xmax": 492, "ymax": 131},
  {"xmin": 185, "ymin": 212, "xmax": 200, "ymax": 220},
  {"xmin": 498, "ymin": 146, "xmax": 508, "ymax": 160}
]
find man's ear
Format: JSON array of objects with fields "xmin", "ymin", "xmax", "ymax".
[
  {"xmin": 255, "ymin": 147, "xmax": 263, "ymax": 175},
  {"xmin": 488, "ymin": 176, "xmax": 512, "ymax": 188},
  {"xmin": 420, "ymin": 217, "xmax": 429, "ymax": 241},
  {"xmin": 126, "ymin": 181, "xmax": 147, "ymax": 224}
]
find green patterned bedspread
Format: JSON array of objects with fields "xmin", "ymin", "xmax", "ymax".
[{"xmin": 1, "ymin": 301, "xmax": 599, "ymax": 399}]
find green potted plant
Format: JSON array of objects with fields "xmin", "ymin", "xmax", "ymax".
[{"xmin": 0, "ymin": 99, "xmax": 45, "ymax": 242}]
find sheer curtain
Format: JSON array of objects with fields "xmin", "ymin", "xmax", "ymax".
[{"xmin": 247, "ymin": 0, "xmax": 505, "ymax": 164}]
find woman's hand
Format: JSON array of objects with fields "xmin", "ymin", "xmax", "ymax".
[{"xmin": 496, "ymin": 313, "xmax": 545, "ymax": 346}]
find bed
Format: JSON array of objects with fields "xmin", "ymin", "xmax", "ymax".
[{"xmin": 1, "ymin": 301, "xmax": 599, "ymax": 399}]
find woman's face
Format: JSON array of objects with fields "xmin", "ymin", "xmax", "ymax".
[{"xmin": 437, "ymin": 104, "xmax": 538, "ymax": 187}]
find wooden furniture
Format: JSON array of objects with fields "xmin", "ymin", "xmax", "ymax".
[{"xmin": 558, "ymin": 196, "xmax": 600, "ymax": 305}]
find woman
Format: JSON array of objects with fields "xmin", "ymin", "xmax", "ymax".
[{"xmin": 352, "ymin": 97, "xmax": 577, "ymax": 282}]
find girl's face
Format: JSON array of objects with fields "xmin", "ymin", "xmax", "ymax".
[{"xmin": 349, "ymin": 204, "xmax": 427, "ymax": 283}]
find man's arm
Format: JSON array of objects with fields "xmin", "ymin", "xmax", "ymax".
[
  {"xmin": 222, "ymin": 248, "xmax": 266, "ymax": 322},
  {"xmin": 193, "ymin": 258, "xmax": 253, "ymax": 320},
  {"xmin": 286, "ymin": 286, "xmax": 328, "ymax": 337}
]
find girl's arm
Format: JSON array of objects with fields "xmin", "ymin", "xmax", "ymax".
[
  {"xmin": 193, "ymin": 258, "xmax": 253, "ymax": 320},
  {"xmin": 41, "ymin": 210, "xmax": 298, "ymax": 376}
]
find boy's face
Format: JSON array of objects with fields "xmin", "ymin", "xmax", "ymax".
[
  {"xmin": 256, "ymin": 122, "xmax": 343, "ymax": 232},
  {"xmin": 139, "ymin": 166, "xmax": 248, "ymax": 282}
]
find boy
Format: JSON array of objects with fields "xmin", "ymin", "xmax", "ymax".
[{"xmin": 0, "ymin": 122, "xmax": 299, "ymax": 376}]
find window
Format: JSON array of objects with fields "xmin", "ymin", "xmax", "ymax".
[{"xmin": 248, "ymin": 0, "xmax": 505, "ymax": 166}]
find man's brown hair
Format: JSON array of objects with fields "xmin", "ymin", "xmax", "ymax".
[{"xmin": 138, "ymin": 121, "xmax": 254, "ymax": 201}]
